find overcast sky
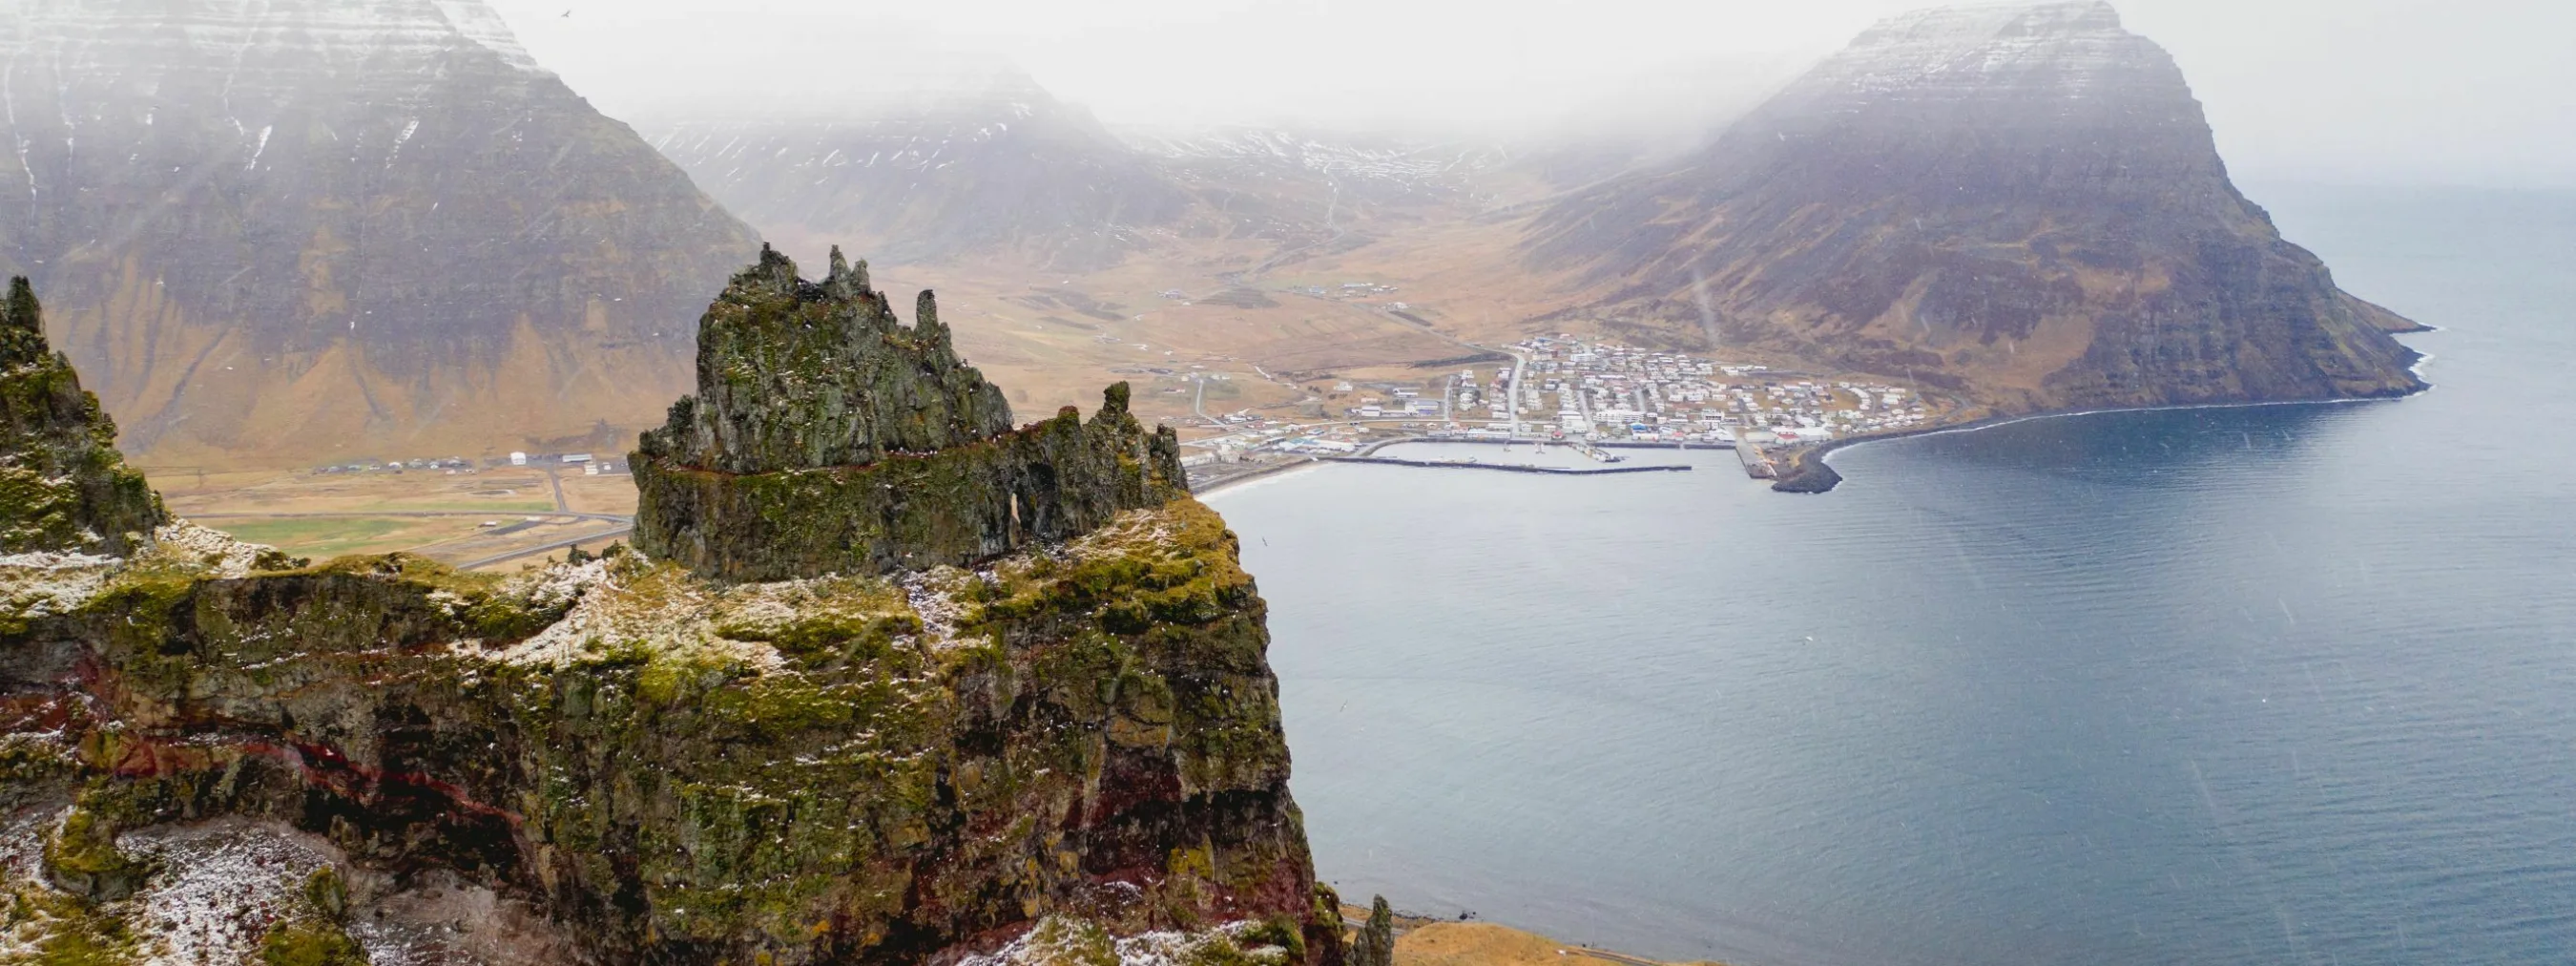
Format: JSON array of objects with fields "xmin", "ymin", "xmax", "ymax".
[{"xmin": 488, "ymin": 0, "xmax": 2576, "ymax": 188}]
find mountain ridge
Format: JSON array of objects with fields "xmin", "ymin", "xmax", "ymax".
[
  {"xmin": 1517, "ymin": 0, "xmax": 2425, "ymax": 412},
  {"xmin": 0, "ymin": 0, "xmax": 761, "ymax": 466}
]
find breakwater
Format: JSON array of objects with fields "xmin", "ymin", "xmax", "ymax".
[{"xmin": 1323, "ymin": 456, "xmax": 1693, "ymax": 475}]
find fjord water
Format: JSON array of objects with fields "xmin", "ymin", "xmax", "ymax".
[{"xmin": 1207, "ymin": 185, "xmax": 2576, "ymax": 966}]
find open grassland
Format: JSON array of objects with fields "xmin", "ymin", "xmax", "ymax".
[
  {"xmin": 202, "ymin": 515, "xmax": 494, "ymax": 559},
  {"xmin": 157, "ymin": 465, "xmax": 634, "ymax": 573},
  {"xmin": 559, "ymin": 472, "xmax": 642, "ymax": 515},
  {"xmin": 163, "ymin": 467, "xmax": 564, "ymax": 516}
]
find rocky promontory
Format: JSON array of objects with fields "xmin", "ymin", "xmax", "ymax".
[
  {"xmin": 1525, "ymin": 1, "xmax": 2426, "ymax": 415},
  {"xmin": 632, "ymin": 246, "xmax": 1190, "ymax": 581},
  {"xmin": 0, "ymin": 267, "xmax": 1334, "ymax": 966}
]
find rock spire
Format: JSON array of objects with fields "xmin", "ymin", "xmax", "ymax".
[
  {"xmin": 634, "ymin": 248, "xmax": 1188, "ymax": 580},
  {"xmin": 0, "ymin": 278, "xmax": 167, "ymax": 555}
]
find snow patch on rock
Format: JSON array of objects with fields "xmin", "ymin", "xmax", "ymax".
[{"xmin": 118, "ymin": 819, "xmax": 341, "ymax": 966}]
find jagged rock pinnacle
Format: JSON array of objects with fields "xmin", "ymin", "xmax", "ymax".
[
  {"xmin": 0, "ymin": 278, "xmax": 168, "ymax": 555},
  {"xmin": 639, "ymin": 249, "xmax": 1012, "ymax": 476},
  {"xmin": 633, "ymin": 248, "xmax": 1188, "ymax": 581}
]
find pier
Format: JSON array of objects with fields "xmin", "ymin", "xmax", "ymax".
[
  {"xmin": 1736, "ymin": 444, "xmax": 1777, "ymax": 479},
  {"xmin": 1323, "ymin": 456, "xmax": 1693, "ymax": 476}
]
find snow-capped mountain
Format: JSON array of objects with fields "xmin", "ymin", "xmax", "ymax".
[
  {"xmin": 0, "ymin": 0, "xmax": 759, "ymax": 462},
  {"xmin": 1522, "ymin": 0, "xmax": 2422, "ymax": 413}
]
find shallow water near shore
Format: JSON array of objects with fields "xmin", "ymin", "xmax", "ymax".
[{"xmin": 1206, "ymin": 184, "xmax": 2576, "ymax": 966}]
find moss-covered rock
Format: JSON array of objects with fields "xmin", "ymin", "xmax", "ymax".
[
  {"xmin": 256, "ymin": 917, "xmax": 369, "ymax": 966},
  {"xmin": 0, "ymin": 251, "xmax": 1327, "ymax": 966},
  {"xmin": 0, "ymin": 279, "xmax": 166, "ymax": 556},
  {"xmin": 638, "ymin": 245, "xmax": 1013, "ymax": 476},
  {"xmin": 39, "ymin": 798, "xmax": 152, "ymax": 903},
  {"xmin": 631, "ymin": 251, "xmax": 1188, "ymax": 582},
  {"xmin": 2, "ymin": 501, "xmax": 1325, "ymax": 965}
]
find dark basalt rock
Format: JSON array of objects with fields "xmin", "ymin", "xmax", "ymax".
[
  {"xmin": 0, "ymin": 278, "xmax": 166, "ymax": 555},
  {"xmin": 643, "ymin": 245, "xmax": 1014, "ymax": 474},
  {"xmin": 0, "ymin": 291, "xmax": 1334, "ymax": 964},
  {"xmin": 634, "ymin": 247, "xmax": 1188, "ymax": 581}
]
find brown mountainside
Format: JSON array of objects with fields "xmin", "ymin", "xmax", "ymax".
[
  {"xmin": 0, "ymin": 0, "xmax": 760, "ymax": 467},
  {"xmin": 1520, "ymin": 0, "xmax": 2425, "ymax": 411}
]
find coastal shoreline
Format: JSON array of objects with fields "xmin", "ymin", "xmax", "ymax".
[
  {"xmin": 1768, "ymin": 322, "xmax": 2440, "ymax": 494},
  {"xmin": 1776, "ymin": 382, "xmax": 2434, "ymax": 494},
  {"xmin": 1200, "ymin": 326, "xmax": 2439, "ymax": 499},
  {"xmin": 1192, "ymin": 456, "xmax": 1327, "ymax": 498}
]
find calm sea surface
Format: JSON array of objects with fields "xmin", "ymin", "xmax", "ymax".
[{"xmin": 1204, "ymin": 185, "xmax": 2576, "ymax": 966}]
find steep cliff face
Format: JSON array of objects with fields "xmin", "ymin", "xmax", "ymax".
[
  {"xmin": 633, "ymin": 248, "xmax": 1188, "ymax": 582},
  {"xmin": 1524, "ymin": 0, "xmax": 2424, "ymax": 412},
  {"xmin": 0, "ymin": 258, "xmax": 1331, "ymax": 966},
  {"xmin": 0, "ymin": 279, "xmax": 164, "ymax": 556},
  {"xmin": 0, "ymin": 0, "xmax": 761, "ymax": 464}
]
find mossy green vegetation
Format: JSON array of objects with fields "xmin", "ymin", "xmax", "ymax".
[
  {"xmin": 39, "ymin": 799, "xmax": 152, "ymax": 903},
  {"xmin": 631, "ymin": 253, "xmax": 1187, "ymax": 582},
  {"xmin": 0, "ymin": 279, "xmax": 166, "ymax": 556},
  {"xmin": 4, "ymin": 884, "xmax": 139, "ymax": 966},
  {"xmin": 255, "ymin": 919, "xmax": 368, "ymax": 966},
  {"xmin": 0, "ymin": 254, "xmax": 1324, "ymax": 965},
  {"xmin": 2, "ymin": 499, "xmax": 1325, "ymax": 965},
  {"xmin": 255, "ymin": 868, "xmax": 368, "ymax": 966}
]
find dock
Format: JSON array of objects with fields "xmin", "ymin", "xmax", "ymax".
[
  {"xmin": 1736, "ymin": 444, "xmax": 1776, "ymax": 479},
  {"xmin": 1324, "ymin": 456, "xmax": 1693, "ymax": 476}
]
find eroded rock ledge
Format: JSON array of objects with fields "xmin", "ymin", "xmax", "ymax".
[
  {"xmin": 0, "ymin": 264, "xmax": 1336, "ymax": 966},
  {"xmin": 634, "ymin": 247, "xmax": 1188, "ymax": 582}
]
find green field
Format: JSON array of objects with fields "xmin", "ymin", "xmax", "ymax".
[{"xmin": 214, "ymin": 516, "xmax": 491, "ymax": 560}]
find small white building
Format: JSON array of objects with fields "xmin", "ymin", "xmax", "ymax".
[{"xmin": 509, "ymin": 452, "xmax": 528, "ymax": 466}]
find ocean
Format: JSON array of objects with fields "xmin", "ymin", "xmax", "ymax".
[{"xmin": 1204, "ymin": 184, "xmax": 2576, "ymax": 966}]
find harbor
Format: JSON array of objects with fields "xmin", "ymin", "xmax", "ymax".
[{"xmin": 1322, "ymin": 455, "xmax": 1693, "ymax": 476}]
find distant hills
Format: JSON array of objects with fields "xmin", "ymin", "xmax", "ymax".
[
  {"xmin": 1520, "ymin": 0, "xmax": 2425, "ymax": 411},
  {"xmin": 646, "ymin": 76, "xmax": 1188, "ymax": 271},
  {"xmin": 0, "ymin": 0, "xmax": 2429, "ymax": 467},
  {"xmin": 644, "ymin": 74, "xmax": 1515, "ymax": 273},
  {"xmin": 0, "ymin": 0, "xmax": 758, "ymax": 465}
]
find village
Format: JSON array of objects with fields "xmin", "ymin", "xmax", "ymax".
[{"xmin": 1174, "ymin": 334, "xmax": 1948, "ymax": 488}]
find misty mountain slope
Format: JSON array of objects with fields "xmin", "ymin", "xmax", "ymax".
[
  {"xmin": 646, "ymin": 62, "xmax": 1539, "ymax": 278},
  {"xmin": 648, "ymin": 80, "xmax": 1190, "ymax": 271},
  {"xmin": 1134, "ymin": 128, "xmax": 1509, "ymax": 216},
  {"xmin": 0, "ymin": 0, "xmax": 760, "ymax": 464},
  {"xmin": 1523, "ymin": 0, "xmax": 2423, "ymax": 411}
]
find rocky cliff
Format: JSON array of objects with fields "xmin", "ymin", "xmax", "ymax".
[
  {"xmin": 1523, "ymin": 0, "xmax": 2424, "ymax": 412},
  {"xmin": 0, "ymin": 279, "xmax": 164, "ymax": 556},
  {"xmin": 0, "ymin": 0, "xmax": 761, "ymax": 465},
  {"xmin": 0, "ymin": 260, "xmax": 1331, "ymax": 965},
  {"xmin": 633, "ymin": 247, "xmax": 1189, "ymax": 582}
]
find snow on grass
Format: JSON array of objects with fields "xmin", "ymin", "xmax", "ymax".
[
  {"xmin": 118, "ymin": 818, "xmax": 340, "ymax": 966},
  {"xmin": 955, "ymin": 916, "xmax": 1285, "ymax": 966}
]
